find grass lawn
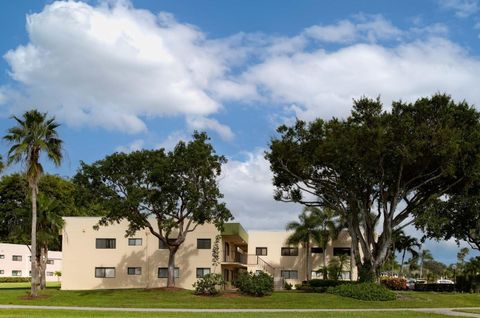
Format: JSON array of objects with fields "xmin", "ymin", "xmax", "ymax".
[
  {"xmin": 0, "ymin": 285, "xmax": 479, "ymax": 309},
  {"xmin": 0, "ymin": 310, "xmax": 456, "ymax": 318},
  {"xmin": 0, "ymin": 282, "xmax": 60, "ymax": 289}
]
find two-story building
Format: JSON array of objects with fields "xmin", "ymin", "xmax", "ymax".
[{"xmin": 61, "ymin": 217, "xmax": 357, "ymax": 290}]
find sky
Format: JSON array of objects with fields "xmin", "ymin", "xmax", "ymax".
[{"xmin": 1, "ymin": 0, "xmax": 480, "ymax": 265}]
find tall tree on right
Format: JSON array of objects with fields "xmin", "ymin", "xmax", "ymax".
[
  {"xmin": 3, "ymin": 110, "xmax": 63, "ymax": 296},
  {"xmin": 266, "ymin": 94, "xmax": 480, "ymax": 282}
]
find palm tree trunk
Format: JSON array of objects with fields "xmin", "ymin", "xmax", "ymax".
[
  {"xmin": 40, "ymin": 245, "xmax": 47, "ymax": 290},
  {"xmin": 30, "ymin": 185, "xmax": 38, "ymax": 297},
  {"xmin": 400, "ymin": 249, "xmax": 406, "ymax": 276},
  {"xmin": 305, "ymin": 241, "xmax": 310, "ymax": 281},
  {"xmin": 323, "ymin": 243, "xmax": 327, "ymax": 280}
]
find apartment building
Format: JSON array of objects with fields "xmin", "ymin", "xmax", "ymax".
[
  {"xmin": 0, "ymin": 243, "xmax": 62, "ymax": 281},
  {"xmin": 61, "ymin": 217, "xmax": 357, "ymax": 290}
]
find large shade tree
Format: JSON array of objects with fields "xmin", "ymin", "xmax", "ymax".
[
  {"xmin": 266, "ymin": 94, "xmax": 480, "ymax": 282},
  {"xmin": 3, "ymin": 110, "xmax": 62, "ymax": 296},
  {"xmin": 74, "ymin": 132, "xmax": 232, "ymax": 287}
]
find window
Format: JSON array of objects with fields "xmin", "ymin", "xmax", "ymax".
[
  {"xmin": 96, "ymin": 238, "xmax": 116, "ymax": 249},
  {"xmin": 196, "ymin": 268, "xmax": 211, "ymax": 278},
  {"xmin": 46, "ymin": 272, "xmax": 54, "ymax": 276},
  {"xmin": 0, "ymin": 270, "xmax": 4, "ymax": 275},
  {"xmin": 333, "ymin": 247, "xmax": 351, "ymax": 256},
  {"xmin": 340, "ymin": 271, "xmax": 351, "ymax": 280},
  {"xmin": 255, "ymin": 270, "xmax": 263, "ymax": 275},
  {"xmin": 197, "ymin": 239, "xmax": 211, "ymax": 249},
  {"xmin": 0, "ymin": 255, "xmax": 4, "ymax": 259},
  {"xmin": 127, "ymin": 267, "xmax": 142, "ymax": 275},
  {"xmin": 256, "ymin": 247, "xmax": 267, "ymax": 256},
  {"xmin": 46, "ymin": 259, "xmax": 54, "ymax": 265},
  {"xmin": 159, "ymin": 238, "xmax": 177, "ymax": 249},
  {"xmin": 281, "ymin": 247, "xmax": 298, "ymax": 256},
  {"xmin": 12, "ymin": 255, "xmax": 22, "ymax": 261},
  {"xmin": 158, "ymin": 267, "xmax": 179, "ymax": 278},
  {"xmin": 225, "ymin": 242, "xmax": 230, "ymax": 256},
  {"xmin": 311, "ymin": 247, "xmax": 324, "ymax": 253},
  {"xmin": 280, "ymin": 270, "xmax": 298, "ymax": 279},
  {"xmin": 95, "ymin": 267, "xmax": 115, "ymax": 278},
  {"xmin": 12, "ymin": 270, "xmax": 22, "ymax": 277},
  {"xmin": 128, "ymin": 238, "xmax": 142, "ymax": 246}
]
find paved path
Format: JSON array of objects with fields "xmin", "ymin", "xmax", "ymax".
[{"xmin": 0, "ymin": 305, "xmax": 479, "ymax": 317}]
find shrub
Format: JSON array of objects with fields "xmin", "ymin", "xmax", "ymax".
[
  {"xmin": 308, "ymin": 279, "xmax": 349, "ymax": 288},
  {"xmin": 328, "ymin": 282, "xmax": 396, "ymax": 301},
  {"xmin": 0, "ymin": 277, "xmax": 31, "ymax": 283},
  {"xmin": 193, "ymin": 273, "xmax": 224, "ymax": 296},
  {"xmin": 381, "ymin": 277, "xmax": 408, "ymax": 290},
  {"xmin": 234, "ymin": 271, "xmax": 273, "ymax": 297},
  {"xmin": 284, "ymin": 282, "xmax": 293, "ymax": 290},
  {"xmin": 414, "ymin": 283, "xmax": 455, "ymax": 292}
]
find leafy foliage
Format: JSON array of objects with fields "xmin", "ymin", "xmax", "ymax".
[
  {"xmin": 193, "ymin": 273, "xmax": 224, "ymax": 296},
  {"xmin": 234, "ymin": 271, "xmax": 274, "ymax": 297},
  {"xmin": 266, "ymin": 94, "xmax": 480, "ymax": 281},
  {"xmin": 328, "ymin": 282, "xmax": 396, "ymax": 301},
  {"xmin": 380, "ymin": 277, "xmax": 408, "ymax": 290}
]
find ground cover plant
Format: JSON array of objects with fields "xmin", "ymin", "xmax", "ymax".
[{"xmin": 327, "ymin": 283, "xmax": 396, "ymax": 301}]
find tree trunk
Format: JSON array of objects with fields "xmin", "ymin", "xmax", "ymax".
[
  {"xmin": 30, "ymin": 185, "xmax": 38, "ymax": 297},
  {"xmin": 400, "ymin": 249, "xmax": 406, "ymax": 277},
  {"xmin": 305, "ymin": 241, "xmax": 310, "ymax": 281},
  {"xmin": 39, "ymin": 245, "xmax": 47, "ymax": 290},
  {"xmin": 322, "ymin": 242, "xmax": 328, "ymax": 280},
  {"xmin": 167, "ymin": 248, "xmax": 177, "ymax": 288}
]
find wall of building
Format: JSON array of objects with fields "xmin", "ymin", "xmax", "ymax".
[
  {"xmin": 0, "ymin": 243, "xmax": 62, "ymax": 281},
  {"xmin": 61, "ymin": 217, "xmax": 223, "ymax": 290}
]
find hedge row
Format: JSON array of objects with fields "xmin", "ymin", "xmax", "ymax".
[
  {"xmin": 0, "ymin": 277, "xmax": 31, "ymax": 283},
  {"xmin": 327, "ymin": 282, "xmax": 396, "ymax": 301}
]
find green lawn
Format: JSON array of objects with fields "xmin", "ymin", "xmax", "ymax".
[
  {"xmin": 0, "ymin": 286, "xmax": 479, "ymax": 309},
  {"xmin": 0, "ymin": 282, "xmax": 60, "ymax": 289},
  {"xmin": 0, "ymin": 310, "xmax": 456, "ymax": 318}
]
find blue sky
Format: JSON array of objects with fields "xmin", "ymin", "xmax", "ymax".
[{"xmin": 1, "ymin": 0, "xmax": 480, "ymax": 264}]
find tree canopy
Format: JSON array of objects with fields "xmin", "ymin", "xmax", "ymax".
[
  {"xmin": 266, "ymin": 94, "xmax": 480, "ymax": 281},
  {"xmin": 73, "ymin": 132, "xmax": 232, "ymax": 287}
]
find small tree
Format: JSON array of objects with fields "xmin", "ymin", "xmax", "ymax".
[
  {"xmin": 74, "ymin": 132, "xmax": 232, "ymax": 287},
  {"xmin": 211, "ymin": 234, "xmax": 221, "ymax": 272}
]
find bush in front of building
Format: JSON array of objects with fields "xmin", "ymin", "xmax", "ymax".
[
  {"xmin": 0, "ymin": 277, "xmax": 31, "ymax": 283},
  {"xmin": 380, "ymin": 277, "xmax": 408, "ymax": 290},
  {"xmin": 234, "ymin": 271, "xmax": 274, "ymax": 297},
  {"xmin": 193, "ymin": 273, "xmax": 224, "ymax": 296},
  {"xmin": 327, "ymin": 282, "xmax": 396, "ymax": 301},
  {"xmin": 413, "ymin": 283, "xmax": 455, "ymax": 292},
  {"xmin": 296, "ymin": 279, "xmax": 352, "ymax": 293}
]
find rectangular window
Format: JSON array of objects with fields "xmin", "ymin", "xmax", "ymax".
[
  {"xmin": 46, "ymin": 259, "xmax": 54, "ymax": 265},
  {"xmin": 0, "ymin": 255, "xmax": 4, "ymax": 259},
  {"xmin": 127, "ymin": 267, "xmax": 142, "ymax": 275},
  {"xmin": 196, "ymin": 267, "xmax": 211, "ymax": 278},
  {"xmin": 95, "ymin": 267, "xmax": 115, "ymax": 278},
  {"xmin": 281, "ymin": 247, "xmax": 299, "ymax": 256},
  {"xmin": 311, "ymin": 271, "xmax": 324, "ymax": 279},
  {"xmin": 311, "ymin": 247, "xmax": 324, "ymax": 253},
  {"xmin": 197, "ymin": 239, "xmax": 211, "ymax": 249},
  {"xmin": 128, "ymin": 238, "xmax": 142, "ymax": 246},
  {"xmin": 0, "ymin": 270, "xmax": 4, "ymax": 274},
  {"xmin": 46, "ymin": 272, "xmax": 54, "ymax": 276},
  {"xmin": 12, "ymin": 270, "xmax": 22, "ymax": 277},
  {"xmin": 255, "ymin": 247, "xmax": 268, "ymax": 256},
  {"xmin": 158, "ymin": 267, "xmax": 179, "ymax": 278},
  {"xmin": 159, "ymin": 238, "xmax": 177, "ymax": 249},
  {"xmin": 280, "ymin": 270, "xmax": 298, "ymax": 279},
  {"xmin": 12, "ymin": 255, "xmax": 22, "ymax": 261},
  {"xmin": 96, "ymin": 238, "xmax": 116, "ymax": 249},
  {"xmin": 333, "ymin": 247, "xmax": 351, "ymax": 256}
]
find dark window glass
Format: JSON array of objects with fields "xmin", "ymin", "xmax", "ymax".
[
  {"xmin": 158, "ymin": 267, "xmax": 179, "ymax": 278},
  {"xmin": 256, "ymin": 247, "xmax": 268, "ymax": 256},
  {"xmin": 127, "ymin": 267, "xmax": 142, "ymax": 275},
  {"xmin": 46, "ymin": 259, "xmax": 54, "ymax": 265},
  {"xmin": 311, "ymin": 247, "xmax": 324, "ymax": 253},
  {"xmin": 128, "ymin": 238, "xmax": 142, "ymax": 246},
  {"xmin": 96, "ymin": 238, "xmax": 116, "ymax": 249},
  {"xmin": 197, "ymin": 239, "xmax": 211, "ymax": 249},
  {"xmin": 12, "ymin": 255, "xmax": 22, "ymax": 261},
  {"xmin": 196, "ymin": 268, "xmax": 211, "ymax": 278},
  {"xmin": 280, "ymin": 270, "xmax": 298, "ymax": 279},
  {"xmin": 333, "ymin": 247, "xmax": 351, "ymax": 256},
  {"xmin": 0, "ymin": 255, "xmax": 4, "ymax": 259},
  {"xmin": 281, "ymin": 247, "xmax": 299, "ymax": 256},
  {"xmin": 95, "ymin": 267, "xmax": 115, "ymax": 278}
]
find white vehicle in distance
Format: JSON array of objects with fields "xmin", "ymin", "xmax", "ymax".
[{"xmin": 436, "ymin": 279, "xmax": 454, "ymax": 284}]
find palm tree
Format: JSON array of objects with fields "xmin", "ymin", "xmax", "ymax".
[
  {"xmin": 4, "ymin": 110, "xmax": 62, "ymax": 296},
  {"xmin": 419, "ymin": 249, "xmax": 433, "ymax": 279},
  {"xmin": 317, "ymin": 208, "xmax": 344, "ymax": 279},
  {"xmin": 398, "ymin": 234, "xmax": 420, "ymax": 276}
]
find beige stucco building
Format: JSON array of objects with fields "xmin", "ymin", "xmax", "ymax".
[
  {"xmin": 61, "ymin": 217, "xmax": 357, "ymax": 290},
  {"xmin": 0, "ymin": 243, "xmax": 62, "ymax": 281}
]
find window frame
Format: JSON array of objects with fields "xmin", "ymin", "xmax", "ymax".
[
  {"xmin": 127, "ymin": 267, "xmax": 142, "ymax": 275},
  {"xmin": 95, "ymin": 267, "xmax": 116, "ymax": 278},
  {"xmin": 333, "ymin": 247, "xmax": 351, "ymax": 257},
  {"xmin": 95, "ymin": 238, "xmax": 116, "ymax": 249},
  {"xmin": 0, "ymin": 270, "xmax": 4, "ymax": 275},
  {"xmin": 12, "ymin": 255, "xmax": 22, "ymax": 261},
  {"xmin": 311, "ymin": 247, "xmax": 324, "ymax": 254},
  {"xmin": 255, "ymin": 247, "xmax": 268, "ymax": 256},
  {"xmin": 46, "ymin": 259, "xmax": 54, "ymax": 265},
  {"xmin": 280, "ymin": 270, "xmax": 298, "ymax": 279},
  {"xmin": 11, "ymin": 270, "xmax": 22, "ymax": 277},
  {"xmin": 128, "ymin": 238, "xmax": 142, "ymax": 246},
  {"xmin": 197, "ymin": 238, "xmax": 212, "ymax": 249},
  {"xmin": 0, "ymin": 255, "xmax": 4, "ymax": 259},
  {"xmin": 158, "ymin": 267, "xmax": 179, "ymax": 278},
  {"xmin": 196, "ymin": 267, "xmax": 211, "ymax": 278},
  {"xmin": 281, "ymin": 247, "xmax": 299, "ymax": 256}
]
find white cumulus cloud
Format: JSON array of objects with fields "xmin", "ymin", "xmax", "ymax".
[
  {"xmin": 438, "ymin": 0, "xmax": 479, "ymax": 17},
  {"xmin": 186, "ymin": 116, "xmax": 234, "ymax": 141}
]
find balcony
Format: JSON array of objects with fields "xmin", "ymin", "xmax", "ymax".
[{"xmin": 221, "ymin": 223, "xmax": 248, "ymax": 245}]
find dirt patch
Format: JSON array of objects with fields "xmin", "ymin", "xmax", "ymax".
[{"xmin": 18, "ymin": 294, "xmax": 51, "ymax": 301}]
